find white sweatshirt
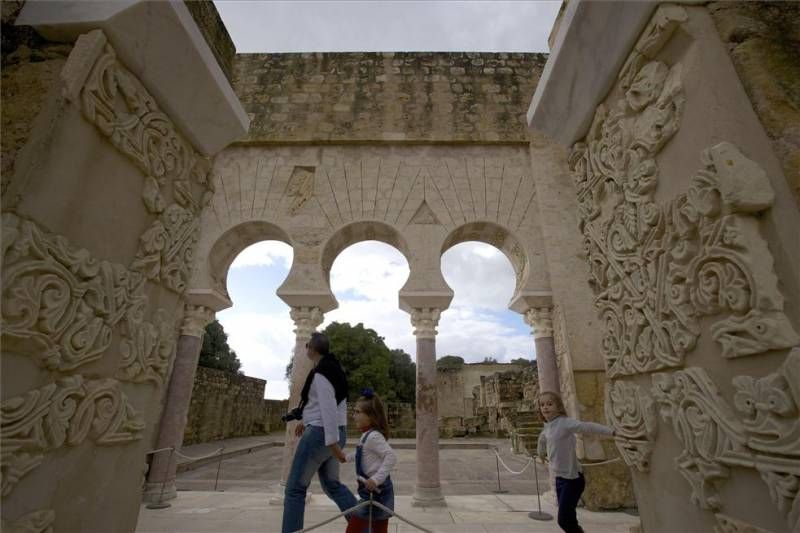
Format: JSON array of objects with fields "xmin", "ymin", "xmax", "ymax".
[
  {"xmin": 302, "ymin": 374, "xmax": 348, "ymax": 446},
  {"xmin": 345, "ymin": 430, "xmax": 397, "ymax": 486},
  {"xmin": 536, "ymin": 415, "xmax": 613, "ymax": 479}
]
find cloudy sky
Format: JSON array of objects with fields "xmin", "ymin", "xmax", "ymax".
[
  {"xmin": 214, "ymin": 1, "xmax": 561, "ymax": 53},
  {"xmin": 213, "ymin": 1, "xmax": 559, "ymax": 399}
]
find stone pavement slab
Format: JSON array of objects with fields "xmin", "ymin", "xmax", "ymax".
[{"xmin": 137, "ymin": 492, "xmax": 640, "ymax": 533}]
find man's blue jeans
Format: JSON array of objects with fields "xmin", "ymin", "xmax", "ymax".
[{"xmin": 281, "ymin": 425, "xmax": 356, "ymax": 533}]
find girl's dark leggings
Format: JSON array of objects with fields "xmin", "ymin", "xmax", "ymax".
[{"xmin": 555, "ymin": 473, "xmax": 586, "ymax": 533}]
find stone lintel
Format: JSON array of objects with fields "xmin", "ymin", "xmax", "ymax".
[
  {"xmin": 185, "ymin": 288, "xmax": 233, "ymax": 313},
  {"xmin": 399, "ymin": 291, "xmax": 453, "ymax": 314},
  {"xmin": 526, "ymin": 0, "xmax": 657, "ymax": 146},
  {"xmin": 16, "ymin": 0, "xmax": 249, "ymax": 155},
  {"xmin": 276, "ymin": 290, "xmax": 338, "ymax": 315},
  {"xmin": 508, "ymin": 291, "xmax": 553, "ymax": 315}
]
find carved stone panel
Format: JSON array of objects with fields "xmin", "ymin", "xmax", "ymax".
[
  {"xmin": 570, "ymin": 25, "xmax": 797, "ymax": 377},
  {"xmin": 605, "ymin": 380, "xmax": 657, "ymax": 471},
  {"xmin": 1, "ymin": 376, "xmax": 145, "ymax": 496},
  {"xmin": 653, "ymin": 349, "xmax": 800, "ymax": 531}
]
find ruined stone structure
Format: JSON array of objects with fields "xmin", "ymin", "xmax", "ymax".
[
  {"xmin": 182, "ymin": 367, "xmax": 287, "ymax": 445},
  {"xmin": 2, "ymin": 1, "xmax": 798, "ymax": 531}
]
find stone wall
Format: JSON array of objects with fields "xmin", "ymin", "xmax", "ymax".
[
  {"xmin": 708, "ymin": 1, "xmax": 800, "ymax": 208},
  {"xmin": 346, "ymin": 402, "xmax": 416, "ymax": 438},
  {"xmin": 183, "ymin": 0, "xmax": 236, "ymax": 83},
  {"xmin": 233, "ymin": 52, "xmax": 546, "ymax": 143},
  {"xmin": 183, "ymin": 366, "xmax": 287, "ymax": 445},
  {"xmin": 1, "ymin": 1, "xmax": 72, "ymax": 199}
]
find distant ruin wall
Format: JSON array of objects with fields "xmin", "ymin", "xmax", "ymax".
[{"xmin": 183, "ymin": 367, "xmax": 287, "ymax": 445}]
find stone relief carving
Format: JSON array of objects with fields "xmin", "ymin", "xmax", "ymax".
[
  {"xmin": 2, "ymin": 214, "xmax": 174, "ymax": 386},
  {"xmin": 1, "ymin": 375, "xmax": 145, "ymax": 496},
  {"xmin": 73, "ymin": 30, "xmax": 214, "ymax": 294},
  {"xmin": 290, "ymin": 306, "xmax": 324, "ymax": 339},
  {"xmin": 1, "ymin": 213, "xmax": 146, "ymax": 372},
  {"xmin": 569, "ymin": 11, "xmax": 797, "ymax": 376},
  {"xmin": 605, "ymin": 380, "xmax": 657, "ymax": 471},
  {"xmin": 714, "ymin": 514, "xmax": 775, "ymax": 533},
  {"xmin": 410, "ymin": 308, "xmax": 441, "ymax": 339},
  {"xmin": 524, "ymin": 306, "xmax": 554, "ymax": 339},
  {"xmin": 553, "ymin": 304, "xmax": 579, "ymax": 420},
  {"xmin": 0, "ymin": 509, "xmax": 55, "ymax": 533},
  {"xmin": 131, "ymin": 203, "xmax": 199, "ymax": 293},
  {"xmin": 653, "ymin": 348, "xmax": 800, "ymax": 531},
  {"xmin": 116, "ymin": 308, "xmax": 176, "ymax": 386},
  {"xmin": 181, "ymin": 304, "xmax": 216, "ymax": 338}
]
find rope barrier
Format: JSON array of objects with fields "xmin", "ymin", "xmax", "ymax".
[
  {"xmin": 492, "ymin": 447, "xmax": 535, "ymax": 475},
  {"xmin": 295, "ymin": 493, "xmax": 433, "ymax": 533},
  {"xmin": 173, "ymin": 447, "xmax": 224, "ymax": 461}
]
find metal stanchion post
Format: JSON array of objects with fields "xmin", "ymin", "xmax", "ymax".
[
  {"xmin": 368, "ymin": 491, "xmax": 373, "ymax": 533},
  {"xmin": 213, "ymin": 442, "xmax": 225, "ymax": 492},
  {"xmin": 146, "ymin": 447, "xmax": 174, "ymax": 510},
  {"xmin": 528, "ymin": 455, "xmax": 553, "ymax": 521},
  {"xmin": 492, "ymin": 447, "xmax": 508, "ymax": 494}
]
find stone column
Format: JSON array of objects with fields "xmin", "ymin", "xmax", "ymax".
[
  {"xmin": 144, "ymin": 304, "xmax": 215, "ymax": 502},
  {"xmin": 270, "ymin": 306, "xmax": 323, "ymax": 505},
  {"xmin": 410, "ymin": 308, "xmax": 446, "ymax": 507},
  {"xmin": 524, "ymin": 306, "xmax": 559, "ymax": 394}
]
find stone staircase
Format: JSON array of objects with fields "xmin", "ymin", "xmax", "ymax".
[{"xmin": 511, "ymin": 410, "xmax": 544, "ymax": 455}]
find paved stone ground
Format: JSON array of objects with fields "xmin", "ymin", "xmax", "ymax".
[
  {"xmin": 137, "ymin": 492, "xmax": 640, "ymax": 532},
  {"xmin": 137, "ymin": 435, "xmax": 639, "ymax": 532},
  {"xmin": 176, "ymin": 441, "xmax": 542, "ymax": 495}
]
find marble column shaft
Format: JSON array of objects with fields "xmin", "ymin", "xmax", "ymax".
[
  {"xmin": 525, "ymin": 307, "xmax": 560, "ymax": 394},
  {"xmin": 145, "ymin": 304, "xmax": 214, "ymax": 502},
  {"xmin": 410, "ymin": 308, "xmax": 446, "ymax": 507}
]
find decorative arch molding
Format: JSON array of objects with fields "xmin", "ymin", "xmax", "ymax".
[
  {"xmin": 320, "ymin": 220, "xmax": 412, "ymax": 284},
  {"xmin": 207, "ymin": 220, "xmax": 293, "ymax": 297},
  {"xmin": 441, "ymin": 220, "xmax": 529, "ymax": 302}
]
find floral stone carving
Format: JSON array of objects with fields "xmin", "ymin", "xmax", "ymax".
[
  {"xmin": 0, "ymin": 509, "xmax": 55, "ymax": 533},
  {"xmin": 1, "ymin": 376, "xmax": 145, "ymax": 496},
  {"xmin": 653, "ymin": 348, "xmax": 800, "ymax": 531},
  {"xmin": 571, "ymin": 66, "xmax": 797, "ymax": 376},
  {"xmin": 1, "ymin": 214, "xmax": 146, "ymax": 372},
  {"xmin": 75, "ymin": 31, "xmax": 214, "ymax": 294},
  {"xmin": 605, "ymin": 380, "xmax": 657, "ymax": 471},
  {"xmin": 1, "ymin": 214, "xmax": 175, "ymax": 385}
]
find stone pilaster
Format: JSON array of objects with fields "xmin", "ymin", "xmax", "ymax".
[
  {"xmin": 410, "ymin": 308, "xmax": 446, "ymax": 507},
  {"xmin": 524, "ymin": 306, "xmax": 559, "ymax": 394},
  {"xmin": 270, "ymin": 306, "xmax": 323, "ymax": 505},
  {"xmin": 144, "ymin": 304, "xmax": 215, "ymax": 502}
]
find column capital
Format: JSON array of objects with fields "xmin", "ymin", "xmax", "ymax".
[
  {"xmin": 524, "ymin": 306, "xmax": 554, "ymax": 339},
  {"xmin": 290, "ymin": 306, "xmax": 324, "ymax": 338},
  {"xmin": 410, "ymin": 308, "xmax": 442, "ymax": 339},
  {"xmin": 181, "ymin": 304, "xmax": 215, "ymax": 337}
]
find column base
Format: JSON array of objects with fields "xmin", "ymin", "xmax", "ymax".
[
  {"xmin": 411, "ymin": 485, "xmax": 446, "ymax": 507},
  {"xmin": 142, "ymin": 481, "xmax": 177, "ymax": 504}
]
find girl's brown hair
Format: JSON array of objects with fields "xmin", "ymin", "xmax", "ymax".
[
  {"xmin": 357, "ymin": 392, "xmax": 390, "ymax": 440},
  {"xmin": 538, "ymin": 391, "xmax": 566, "ymax": 419}
]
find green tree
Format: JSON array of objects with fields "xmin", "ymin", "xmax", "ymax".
[
  {"xmin": 388, "ymin": 349, "xmax": 416, "ymax": 404},
  {"xmin": 325, "ymin": 322, "xmax": 393, "ymax": 402},
  {"xmin": 199, "ymin": 320, "xmax": 243, "ymax": 374},
  {"xmin": 283, "ymin": 322, "xmax": 416, "ymax": 404},
  {"xmin": 481, "ymin": 356, "xmax": 499, "ymax": 364},
  {"xmin": 437, "ymin": 355, "xmax": 465, "ymax": 369},
  {"xmin": 509, "ymin": 357, "xmax": 530, "ymax": 365}
]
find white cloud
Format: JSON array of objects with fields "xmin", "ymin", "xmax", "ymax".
[
  {"xmin": 230, "ymin": 241, "xmax": 293, "ymax": 269},
  {"xmin": 216, "ymin": 309, "xmax": 295, "ymax": 399}
]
